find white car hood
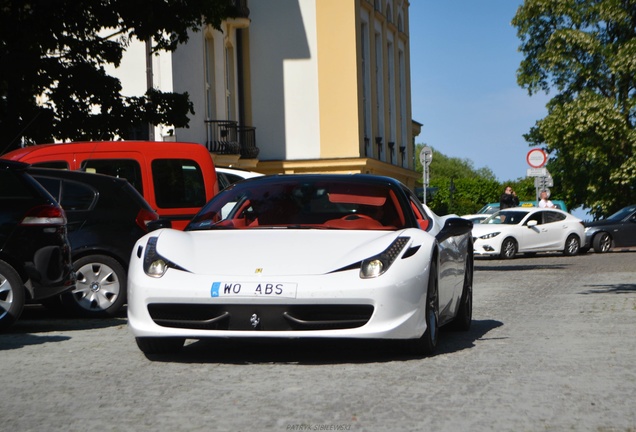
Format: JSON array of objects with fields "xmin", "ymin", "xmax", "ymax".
[{"xmin": 153, "ymin": 229, "xmax": 410, "ymax": 276}]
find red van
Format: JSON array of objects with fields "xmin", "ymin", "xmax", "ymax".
[{"xmin": 2, "ymin": 141, "xmax": 219, "ymax": 230}]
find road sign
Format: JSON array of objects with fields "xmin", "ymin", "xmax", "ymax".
[
  {"xmin": 526, "ymin": 148, "xmax": 547, "ymax": 168},
  {"xmin": 534, "ymin": 176, "xmax": 553, "ymax": 188},
  {"xmin": 527, "ymin": 167, "xmax": 547, "ymax": 177},
  {"xmin": 419, "ymin": 146, "xmax": 433, "ymax": 165}
]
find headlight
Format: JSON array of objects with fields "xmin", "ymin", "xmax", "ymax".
[
  {"xmin": 584, "ymin": 227, "xmax": 591, "ymax": 232},
  {"xmin": 142, "ymin": 236, "xmax": 187, "ymax": 277},
  {"xmin": 479, "ymin": 232, "xmax": 500, "ymax": 240},
  {"xmin": 360, "ymin": 237, "xmax": 409, "ymax": 279}
]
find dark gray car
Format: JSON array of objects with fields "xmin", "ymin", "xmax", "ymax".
[{"xmin": 583, "ymin": 204, "xmax": 636, "ymax": 252}]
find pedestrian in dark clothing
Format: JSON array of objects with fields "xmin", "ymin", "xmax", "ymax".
[{"xmin": 500, "ymin": 186, "xmax": 519, "ymax": 209}]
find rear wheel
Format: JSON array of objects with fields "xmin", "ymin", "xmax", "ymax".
[
  {"xmin": 61, "ymin": 255, "xmax": 127, "ymax": 318},
  {"xmin": 451, "ymin": 254, "xmax": 473, "ymax": 331},
  {"xmin": 404, "ymin": 261, "xmax": 439, "ymax": 355},
  {"xmin": 500, "ymin": 238, "xmax": 517, "ymax": 259},
  {"xmin": 563, "ymin": 235, "xmax": 580, "ymax": 256},
  {"xmin": 0, "ymin": 260, "xmax": 25, "ymax": 330},
  {"xmin": 592, "ymin": 232, "xmax": 612, "ymax": 253},
  {"xmin": 136, "ymin": 337, "xmax": 185, "ymax": 355}
]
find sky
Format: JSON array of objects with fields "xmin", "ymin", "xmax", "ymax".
[{"xmin": 408, "ymin": 1, "xmax": 551, "ymax": 183}]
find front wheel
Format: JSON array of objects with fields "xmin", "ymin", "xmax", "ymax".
[
  {"xmin": 61, "ymin": 255, "xmax": 127, "ymax": 318},
  {"xmin": 404, "ymin": 261, "xmax": 439, "ymax": 355},
  {"xmin": 0, "ymin": 260, "xmax": 25, "ymax": 330},
  {"xmin": 500, "ymin": 238, "xmax": 517, "ymax": 259},
  {"xmin": 136, "ymin": 337, "xmax": 185, "ymax": 355},
  {"xmin": 592, "ymin": 232, "xmax": 612, "ymax": 253},
  {"xmin": 563, "ymin": 234, "xmax": 580, "ymax": 256}
]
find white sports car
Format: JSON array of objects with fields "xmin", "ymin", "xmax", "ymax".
[
  {"xmin": 472, "ymin": 207, "xmax": 585, "ymax": 259},
  {"xmin": 128, "ymin": 174, "xmax": 474, "ymax": 356}
]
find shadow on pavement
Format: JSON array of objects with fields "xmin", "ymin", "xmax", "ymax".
[
  {"xmin": 0, "ymin": 305, "xmax": 127, "ymax": 351},
  {"xmin": 476, "ymin": 263, "xmax": 569, "ymax": 271},
  {"xmin": 579, "ymin": 283, "xmax": 636, "ymax": 295},
  {"xmin": 142, "ymin": 319, "xmax": 504, "ymax": 365}
]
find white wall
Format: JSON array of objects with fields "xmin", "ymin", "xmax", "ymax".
[{"xmin": 249, "ymin": 0, "xmax": 320, "ymax": 160}]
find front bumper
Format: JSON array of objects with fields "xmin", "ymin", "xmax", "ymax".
[{"xmin": 127, "ymin": 265, "xmax": 430, "ymax": 341}]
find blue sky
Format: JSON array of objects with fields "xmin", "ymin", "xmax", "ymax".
[{"xmin": 408, "ymin": 1, "xmax": 550, "ymax": 182}]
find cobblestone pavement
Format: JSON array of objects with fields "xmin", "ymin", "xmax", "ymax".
[{"xmin": 1, "ymin": 251, "xmax": 635, "ymax": 432}]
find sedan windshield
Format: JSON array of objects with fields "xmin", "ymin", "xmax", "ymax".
[
  {"xmin": 187, "ymin": 178, "xmax": 407, "ymax": 231},
  {"xmin": 607, "ymin": 205, "xmax": 636, "ymax": 221},
  {"xmin": 483, "ymin": 210, "xmax": 528, "ymax": 225}
]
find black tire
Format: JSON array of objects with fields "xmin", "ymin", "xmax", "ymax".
[
  {"xmin": 0, "ymin": 260, "xmax": 25, "ymax": 330},
  {"xmin": 405, "ymin": 260, "xmax": 439, "ymax": 355},
  {"xmin": 450, "ymin": 254, "xmax": 473, "ymax": 331},
  {"xmin": 136, "ymin": 337, "xmax": 185, "ymax": 355},
  {"xmin": 500, "ymin": 237, "xmax": 517, "ymax": 259},
  {"xmin": 592, "ymin": 232, "xmax": 612, "ymax": 253},
  {"xmin": 61, "ymin": 255, "xmax": 127, "ymax": 318},
  {"xmin": 563, "ymin": 234, "xmax": 580, "ymax": 256}
]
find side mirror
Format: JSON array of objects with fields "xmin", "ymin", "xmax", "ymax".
[
  {"xmin": 436, "ymin": 217, "xmax": 472, "ymax": 243},
  {"xmin": 527, "ymin": 220, "xmax": 538, "ymax": 228},
  {"xmin": 147, "ymin": 218, "xmax": 172, "ymax": 232}
]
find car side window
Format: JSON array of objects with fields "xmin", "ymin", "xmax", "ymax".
[
  {"xmin": 34, "ymin": 176, "xmax": 96, "ymax": 211},
  {"xmin": 0, "ymin": 171, "xmax": 35, "ymax": 199},
  {"xmin": 526, "ymin": 212, "xmax": 542, "ymax": 225},
  {"xmin": 82, "ymin": 159, "xmax": 143, "ymax": 194},
  {"xmin": 408, "ymin": 197, "xmax": 432, "ymax": 231},
  {"xmin": 152, "ymin": 159, "xmax": 206, "ymax": 209},
  {"xmin": 544, "ymin": 211, "xmax": 565, "ymax": 224}
]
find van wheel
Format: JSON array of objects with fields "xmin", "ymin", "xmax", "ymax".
[
  {"xmin": 0, "ymin": 260, "xmax": 25, "ymax": 329},
  {"xmin": 61, "ymin": 255, "xmax": 126, "ymax": 318}
]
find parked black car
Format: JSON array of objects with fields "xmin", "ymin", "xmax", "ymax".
[
  {"xmin": 29, "ymin": 168, "xmax": 159, "ymax": 317},
  {"xmin": 583, "ymin": 204, "xmax": 636, "ymax": 253},
  {"xmin": 0, "ymin": 161, "xmax": 75, "ymax": 329}
]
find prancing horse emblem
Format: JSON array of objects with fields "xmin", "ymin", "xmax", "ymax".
[{"xmin": 250, "ymin": 313, "xmax": 260, "ymax": 329}]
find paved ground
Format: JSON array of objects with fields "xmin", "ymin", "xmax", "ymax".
[{"xmin": 1, "ymin": 251, "xmax": 635, "ymax": 432}]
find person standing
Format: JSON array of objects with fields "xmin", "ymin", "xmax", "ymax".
[
  {"xmin": 538, "ymin": 190, "xmax": 557, "ymax": 208},
  {"xmin": 500, "ymin": 186, "xmax": 519, "ymax": 209}
]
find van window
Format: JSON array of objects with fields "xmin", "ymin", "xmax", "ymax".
[
  {"xmin": 81, "ymin": 159, "xmax": 143, "ymax": 194},
  {"xmin": 32, "ymin": 161, "xmax": 69, "ymax": 169},
  {"xmin": 152, "ymin": 159, "xmax": 206, "ymax": 209}
]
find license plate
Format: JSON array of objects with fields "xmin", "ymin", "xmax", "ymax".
[{"xmin": 211, "ymin": 281, "xmax": 297, "ymax": 298}]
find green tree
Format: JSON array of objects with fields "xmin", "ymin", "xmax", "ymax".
[
  {"xmin": 512, "ymin": 0, "xmax": 636, "ymax": 218},
  {"xmin": 414, "ymin": 144, "xmax": 533, "ymax": 215},
  {"xmin": 0, "ymin": 0, "xmax": 235, "ymax": 152}
]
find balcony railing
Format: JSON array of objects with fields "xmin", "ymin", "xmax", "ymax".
[
  {"xmin": 205, "ymin": 120, "xmax": 259, "ymax": 158},
  {"xmin": 229, "ymin": 0, "xmax": 250, "ymax": 18}
]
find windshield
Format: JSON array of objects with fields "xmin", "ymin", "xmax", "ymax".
[
  {"xmin": 187, "ymin": 178, "xmax": 407, "ymax": 231},
  {"xmin": 607, "ymin": 205, "xmax": 636, "ymax": 221},
  {"xmin": 483, "ymin": 210, "xmax": 528, "ymax": 225}
]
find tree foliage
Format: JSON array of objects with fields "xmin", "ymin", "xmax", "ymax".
[
  {"xmin": 512, "ymin": 0, "xmax": 636, "ymax": 218},
  {"xmin": 0, "ymin": 0, "xmax": 235, "ymax": 153},
  {"xmin": 414, "ymin": 144, "xmax": 535, "ymax": 215}
]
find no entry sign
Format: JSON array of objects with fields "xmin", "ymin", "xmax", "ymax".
[{"xmin": 526, "ymin": 148, "xmax": 547, "ymax": 168}]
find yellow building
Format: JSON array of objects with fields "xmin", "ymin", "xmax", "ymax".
[{"xmin": 171, "ymin": 0, "xmax": 420, "ymax": 188}]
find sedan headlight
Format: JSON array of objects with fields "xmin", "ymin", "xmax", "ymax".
[
  {"xmin": 478, "ymin": 232, "xmax": 500, "ymax": 240},
  {"xmin": 360, "ymin": 237, "xmax": 409, "ymax": 279},
  {"xmin": 142, "ymin": 237, "xmax": 187, "ymax": 278}
]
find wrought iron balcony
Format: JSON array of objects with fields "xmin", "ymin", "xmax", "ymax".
[
  {"xmin": 205, "ymin": 120, "xmax": 259, "ymax": 158},
  {"xmin": 228, "ymin": 0, "xmax": 250, "ymax": 18}
]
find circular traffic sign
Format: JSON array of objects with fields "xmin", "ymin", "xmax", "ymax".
[
  {"xmin": 419, "ymin": 146, "xmax": 433, "ymax": 165},
  {"xmin": 526, "ymin": 148, "xmax": 547, "ymax": 168}
]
